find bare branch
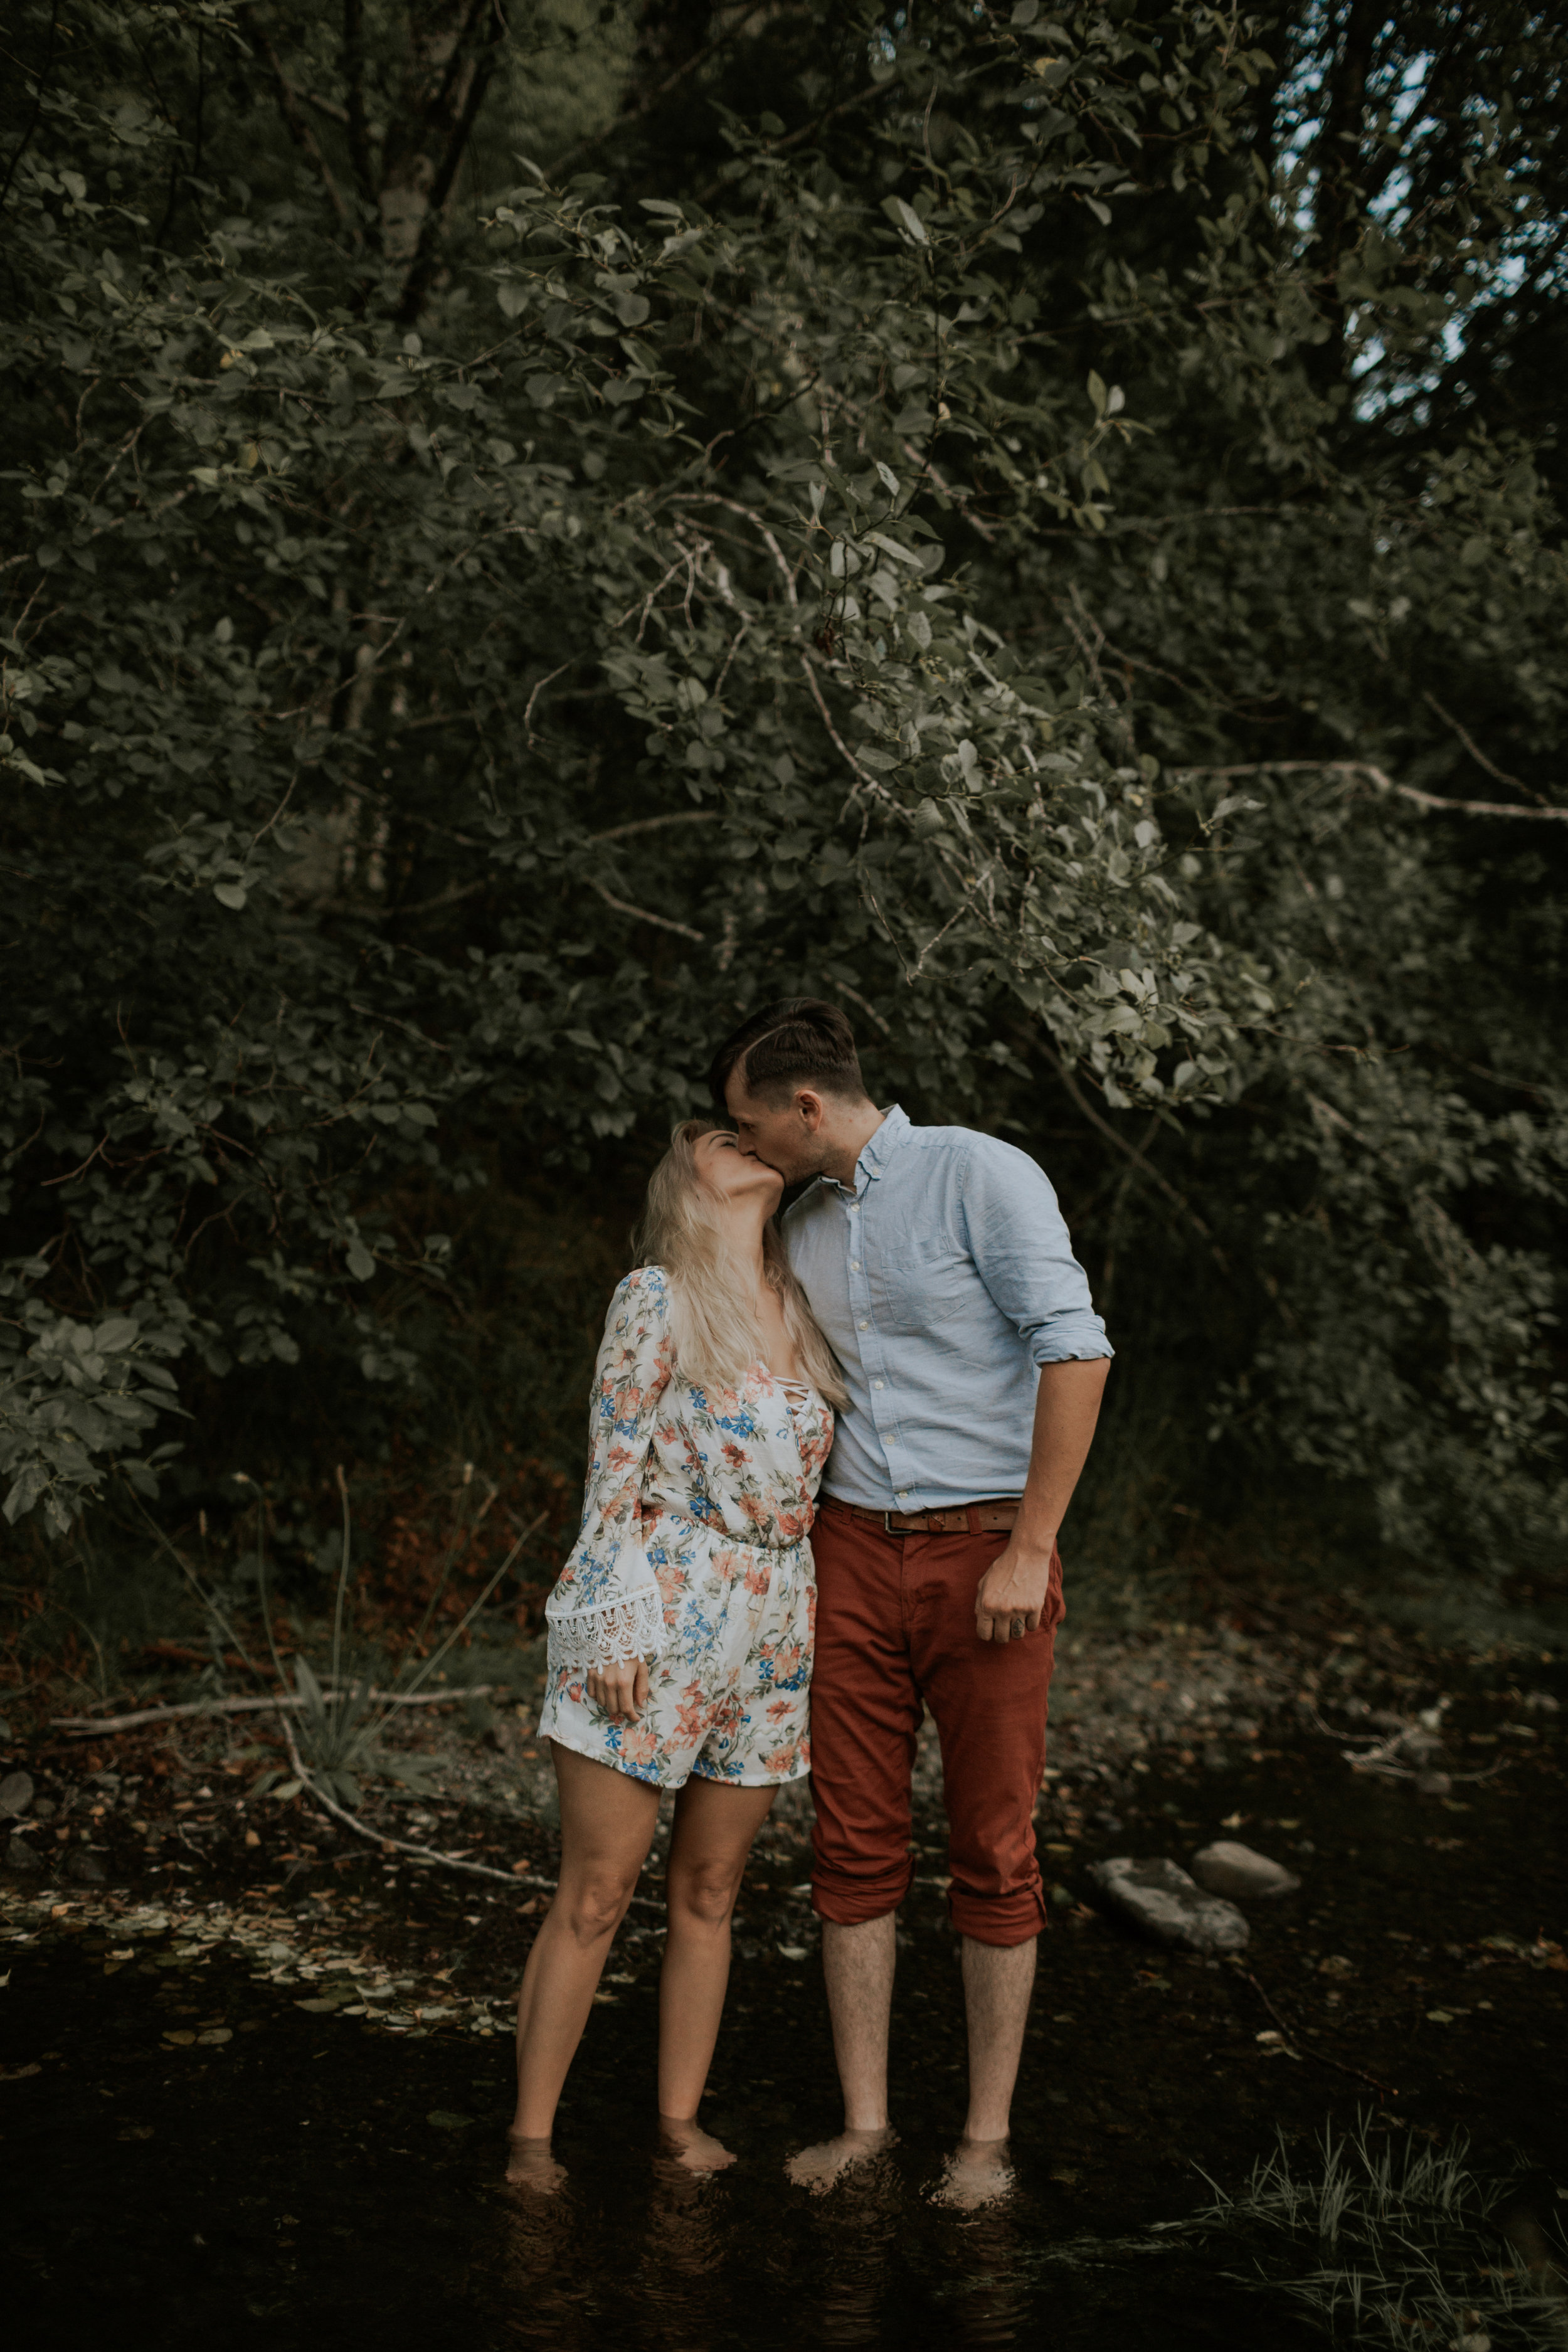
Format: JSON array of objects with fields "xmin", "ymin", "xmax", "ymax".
[
  {"xmin": 395, "ymin": 0, "xmax": 511, "ymax": 326},
  {"xmin": 341, "ymin": 0, "xmax": 378, "ymax": 208},
  {"xmin": 549, "ymin": 3, "xmax": 775, "ymax": 177},
  {"xmin": 1422, "ymin": 689, "xmax": 1544, "ymax": 805},
  {"xmin": 237, "ymin": 8, "xmax": 359, "ymax": 237},
  {"xmin": 799, "ymin": 654, "xmax": 886, "ymax": 792},
  {"xmin": 588, "ymin": 812, "xmax": 723, "ymax": 844},
  {"xmin": 1042, "ymin": 1042, "xmax": 1227, "ymax": 1264},
  {"xmin": 590, "ymin": 878, "xmax": 704, "ymax": 941},
  {"xmin": 1170, "ymin": 758, "xmax": 1568, "ymax": 824}
]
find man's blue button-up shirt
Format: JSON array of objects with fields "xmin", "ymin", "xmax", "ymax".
[{"xmin": 781, "ymin": 1105, "xmax": 1113, "ymax": 1512}]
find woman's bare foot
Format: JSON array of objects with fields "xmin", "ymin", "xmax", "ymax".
[
  {"xmin": 504, "ymin": 2129, "xmax": 567, "ymax": 2194},
  {"xmin": 930, "ymin": 2136, "xmax": 1014, "ymax": 2212},
  {"xmin": 659, "ymin": 2115, "xmax": 738, "ymax": 2173},
  {"xmin": 785, "ymin": 2126, "xmax": 895, "ymax": 2194}
]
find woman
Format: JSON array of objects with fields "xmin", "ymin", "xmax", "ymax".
[{"xmin": 507, "ymin": 1120, "xmax": 844, "ymax": 2185}]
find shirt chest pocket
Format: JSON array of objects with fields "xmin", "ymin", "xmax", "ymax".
[{"xmin": 876, "ymin": 1235, "xmax": 972, "ymax": 1328}]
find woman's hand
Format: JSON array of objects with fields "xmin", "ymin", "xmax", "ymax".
[{"xmin": 586, "ymin": 1657, "xmax": 649, "ymax": 1719}]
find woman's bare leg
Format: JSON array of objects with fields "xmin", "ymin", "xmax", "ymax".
[
  {"xmin": 657, "ymin": 1775, "xmax": 778, "ymax": 2169},
  {"xmin": 509, "ymin": 1742, "xmax": 660, "ymax": 2169}
]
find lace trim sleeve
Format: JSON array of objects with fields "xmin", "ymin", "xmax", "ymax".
[{"xmin": 545, "ymin": 1580, "xmax": 665, "ymax": 1673}]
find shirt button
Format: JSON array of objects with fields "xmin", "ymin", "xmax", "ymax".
[
  {"xmin": 847, "ymin": 1202, "xmax": 859, "ymax": 1213},
  {"xmin": 872, "ymin": 1379, "xmax": 885, "ymax": 1391},
  {"xmin": 858, "ymin": 1319, "xmax": 869, "ymax": 1331},
  {"xmin": 850, "ymin": 1260, "xmax": 861, "ymax": 1272},
  {"xmin": 898, "ymin": 1491, "xmax": 909, "ymax": 1503}
]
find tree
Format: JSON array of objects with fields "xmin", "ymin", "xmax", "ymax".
[{"xmin": 3, "ymin": 0, "xmax": 1565, "ymax": 1592}]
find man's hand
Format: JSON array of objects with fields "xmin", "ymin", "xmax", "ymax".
[
  {"xmin": 585, "ymin": 1657, "xmax": 649, "ymax": 1718},
  {"xmin": 974, "ymin": 1538, "xmax": 1055, "ymax": 1645}
]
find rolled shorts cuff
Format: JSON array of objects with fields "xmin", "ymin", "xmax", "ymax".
[
  {"xmin": 948, "ymin": 1883, "xmax": 1048, "ymax": 1946},
  {"xmin": 810, "ymin": 1856, "xmax": 914, "ymax": 1926}
]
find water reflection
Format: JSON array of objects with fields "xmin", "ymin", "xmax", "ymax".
[
  {"xmin": 638, "ymin": 2158, "xmax": 730, "ymax": 2347},
  {"xmin": 804, "ymin": 2147, "xmax": 901, "ymax": 2346},
  {"xmin": 936, "ymin": 2209, "xmax": 1036, "ymax": 2347},
  {"xmin": 485, "ymin": 2124, "xmax": 1042, "ymax": 2351},
  {"xmin": 492, "ymin": 2170, "xmax": 596, "ymax": 2348}
]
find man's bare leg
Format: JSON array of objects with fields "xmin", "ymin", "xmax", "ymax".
[
  {"xmin": 932, "ymin": 1933, "xmax": 1036, "ymax": 2210},
  {"xmin": 785, "ymin": 1913, "xmax": 898, "ymax": 2191}
]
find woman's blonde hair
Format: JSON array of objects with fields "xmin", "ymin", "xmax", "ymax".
[{"xmin": 633, "ymin": 1119, "xmax": 847, "ymax": 1408}]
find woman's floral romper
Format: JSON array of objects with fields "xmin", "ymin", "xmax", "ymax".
[{"xmin": 539, "ymin": 1266, "xmax": 832, "ymax": 1789}]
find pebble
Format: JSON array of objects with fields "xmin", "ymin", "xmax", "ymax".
[
  {"xmin": 1190, "ymin": 1840, "xmax": 1300, "ymax": 1900},
  {"xmin": 1416, "ymin": 1771, "xmax": 1453, "ymax": 1797},
  {"xmin": 1088, "ymin": 1857, "xmax": 1250, "ymax": 1953},
  {"xmin": 65, "ymin": 1851, "xmax": 107, "ymax": 1885},
  {"xmin": 0, "ymin": 1772, "xmax": 33, "ymax": 1820},
  {"xmin": 5, "ymin": 1834, "xmax": 43, "ymax": 1873}
]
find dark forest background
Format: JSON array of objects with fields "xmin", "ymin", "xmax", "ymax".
[{"xmin": 3, "ymin": 0, "xmax": 1565, "ymax": 1691}]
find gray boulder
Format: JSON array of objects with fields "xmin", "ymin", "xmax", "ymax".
[
  {"xmin": 1089, "ymin": 1857, "xmax": 1249, "ymax": 1953},
  {"xmin": 0, "ymin": 1771, "xmax": 33, "ymax": 1819},
  {"xmin": 5, "ymin": 1833, "xmax": 43, "ymax": 1873},
  {"xmin": 1190, "ymin": 1840, "xmax": 1300, "ymax": 1900}
]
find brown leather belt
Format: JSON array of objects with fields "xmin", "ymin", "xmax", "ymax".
[{"xmin": 822, "ymin": 1496, "xmax": 1020, "ymax": 1537}]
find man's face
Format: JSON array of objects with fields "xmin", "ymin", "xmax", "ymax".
[{"xmin": 724, "ymin": 1079, "xmax": 828, "ymax": 1185}]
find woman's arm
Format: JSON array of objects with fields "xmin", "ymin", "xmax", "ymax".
[{"xmin": 546, "ymin": 1268, "xmax": 673, "ymax": 1712}]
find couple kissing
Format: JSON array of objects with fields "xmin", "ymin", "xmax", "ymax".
[{"xmin": 506, "ymin": 999, "xmax": 1112, "ymax": 2210}]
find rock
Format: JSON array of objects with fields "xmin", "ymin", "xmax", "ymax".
[
  {"xmin": 0, "ymin": 1717, "xmax": 12, "ymax": 1742},
  {"xmin": 1190, "ymin": 1840, "xmax": 1300, "ymax": 1900},
  {"xmin": 5, "ymin": 1834, "xmax": 43, "ymax": 1873},
  {"xmin": 0, "ymin": 1771, "xmax": 33, "ymax": 1819},
  {"xmin": 1088, "ymin": 1857, "xmax": 1249, "ymax": 1953},
  {"xmin": 1415, "ymin": 1770, "xmax": 1453, "ymax": 1797},
  {"xmin": 65, "ymin": 1850, "xmax": 107, "ymax": 1884}
]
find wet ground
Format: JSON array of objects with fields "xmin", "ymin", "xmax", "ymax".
[{"xmin": 3, "ymin": 1620, "xmax": 1565, "ymax": 2347}]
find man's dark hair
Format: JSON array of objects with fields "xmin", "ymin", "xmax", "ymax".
[{"xmin": 706, "ymin": 997, "xmax": 867, "ymax": 1112}]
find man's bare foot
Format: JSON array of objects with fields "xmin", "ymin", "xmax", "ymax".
[
  {"xmin": 504, "ymin": 2129, "xmax": 566, "ymax": 2193},
  {"xmin": 930, "ymin": 2136, "xmax": 1015, "ymax": 2212},
  {"xmin": 785, "ymin": 2126, "xmax": 894, "ymax": 2195},
  {"xmin": 659, "ymin": 2115, "xmax": 738, "ymax": 2173}
]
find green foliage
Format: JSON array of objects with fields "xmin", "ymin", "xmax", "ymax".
[{"xmin": 1, "ymin": 0, "xmax": 1565, "ymax": 1589}]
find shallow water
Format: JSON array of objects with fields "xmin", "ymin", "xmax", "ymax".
[{"xmin": 3, "ymin": 1663, "xmax": 1564, "ymax": 2348}]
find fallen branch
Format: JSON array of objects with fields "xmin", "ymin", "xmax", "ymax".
[
  {"xmin": 51, "ymin": 1684, "xmax": 511, "ymax": 1736},
  {"xmin": 1239, "ymin": 1966, "xmax": 1397, "ymax": 2100},
  {"xmin": 278, "ymin": 1715, "xmax": 664, "ymax": 1912},
  {"xmin": 1308, "ymin": 1706, "xmax": 1512, "ymax": 1784},
  {"xmin": 280, "ymin": 1714, "xmax": 553, "ymax": 1890}
]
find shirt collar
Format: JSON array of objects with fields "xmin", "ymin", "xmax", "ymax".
[{"xmin": 855, "ymin": 1104, "xmax": 909, "ymax": 1189}]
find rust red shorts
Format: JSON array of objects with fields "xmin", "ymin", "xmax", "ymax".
[{"xmin": 807, "ymin": 1500, "xmax": 1065, "ymax": 1948}]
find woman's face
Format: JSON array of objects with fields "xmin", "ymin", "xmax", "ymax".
[{"xmin": 692, "ymin": 1125, "xmax": 783, "ymax": 1212}]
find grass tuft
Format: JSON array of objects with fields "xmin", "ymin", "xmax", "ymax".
[{"xmin": 1191, "ymin": 2112, "xmax": 1568, "ymax": 2348}]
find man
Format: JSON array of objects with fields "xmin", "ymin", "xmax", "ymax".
[{"xmin": 706, "ymin": 998, "xmax": 1112, "ymax": 2207}]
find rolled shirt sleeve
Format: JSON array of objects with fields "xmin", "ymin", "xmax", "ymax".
[{"xmin": 960, "ymin": 1134, "xmax": 1114, "ymax": 1368}]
